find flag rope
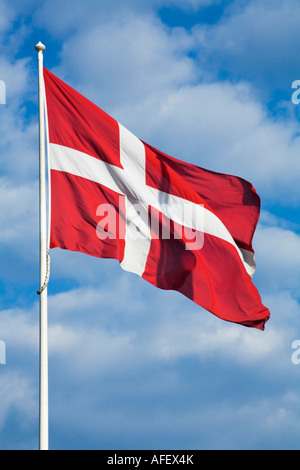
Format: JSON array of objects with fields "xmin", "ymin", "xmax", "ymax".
[{"xmin": 37, "ymin": 252, "xmax": 50, "ymax": 295}]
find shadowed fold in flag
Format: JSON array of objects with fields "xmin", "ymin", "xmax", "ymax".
[{"xmin": 43, "ymin": 67, "xmax": 270, "ymax": 330}]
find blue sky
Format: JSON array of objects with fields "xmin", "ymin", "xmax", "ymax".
[{"xmin": 0, "ymin": 0, "xmax": 300, "ymax": 450}]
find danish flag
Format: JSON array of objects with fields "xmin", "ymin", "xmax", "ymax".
[{"xmin": 43, "ymin": 68, "xmax": 270, "ymax": 330}]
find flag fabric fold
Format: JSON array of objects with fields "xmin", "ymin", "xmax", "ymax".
[{"xmin": 43, "ymin": 67, "xmax": 270, "ymax": 330}]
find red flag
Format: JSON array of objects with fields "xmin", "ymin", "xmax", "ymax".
[{"xmin": 44, "ymin": 68, "xmax": 270, "ymax": 330}]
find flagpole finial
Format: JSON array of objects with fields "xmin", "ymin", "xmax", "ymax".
[{"xmin": 35, "ymin": 41, "xmax": 46, "ymax": 53}]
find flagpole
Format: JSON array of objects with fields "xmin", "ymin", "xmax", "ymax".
[{"xmin": 35, "ymin": 41, "xmax": 49, "ymax": 451}]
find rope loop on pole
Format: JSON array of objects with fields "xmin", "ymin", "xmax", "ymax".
[{"xmin": 37, "ymin": 252, "xmax": 50, "ymax": 295}]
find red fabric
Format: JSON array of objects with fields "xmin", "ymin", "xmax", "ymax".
[
  {"xmin": 44, "ymin": 68, "xmax": 122, "ymax": 168},
  {"xmin": 50, "ymin": 170, "xmax": 125, "ymax": 262},
  {"xmin": 145, "ymin": 143, "xmax": 260, "ymax": 252},
  {"xmin": 44, "ymin": 68, "xmax": 270, "ymax": 330},
  {"xmin": 144, "ymin": 207, "xmax": 268, "ymax": 329}
]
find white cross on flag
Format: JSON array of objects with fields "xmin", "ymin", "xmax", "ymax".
[{"xmin": 43, "ymin": 68, "xmax": 270, "ymax": 330}]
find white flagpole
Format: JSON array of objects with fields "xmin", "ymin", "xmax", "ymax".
[{"xmin": 35, "ymin": 41, "xmax": 49, "ymax": 451}]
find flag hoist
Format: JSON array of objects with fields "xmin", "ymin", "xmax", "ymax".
[{"xmin": 35, "ymin": 41, "xmax": 49, "ymax": 451}]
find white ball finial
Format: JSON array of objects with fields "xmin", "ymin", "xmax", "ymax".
[{"xmin": 35, "ymin": 42, "xmax": 46, "ymax": 52}]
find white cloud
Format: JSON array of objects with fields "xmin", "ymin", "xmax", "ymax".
[
  {"xmin": 0, "ymin": 56, "xmax": 37, "ymax": 184},
  {"xmin": 0, "ymin": 307, "xmax": 38, "ymax": 352},
  {"xmin": 0, "ymin": 2, "xmax": 15, "ymax": 37},
  {"xmin": 0, "ymin": 177, "xmax": 38, "ymax": 286},
  {"xmin": 0, "ymin": 56, "xmax": 31, "ymax": 104},
  {"xmin": 255, "ymin": 222, "xmax": 300, "ymax": 295},
  {"xmin": 193, "ymin": 0, "xmax": 300, "ymax": 92},
  {"xmin": 0, "ymin": 372, "xmax": 36, "ymax": 432},
  {"xmin": 148, "ymin": 308, "xmax": 282, "ymax": 365},
  {"xmin": 259, "ymin": 210, "xmax": 300, "ymax": 232},
  {"xmin": 0, "ymin": 179, "xmax": 38, "ymax": 245},
  {"xmin": 0, "ymin": 307, "xmax": 38, "ymax": 437},
  {"xmin": 55, "ymin": 13, "xmax": 196, "ymax": 112},
  {"xmin": 38, "ymin": 277, "xmax": 294, "ymax": 378},
  {"xmin": 34, "ymin": 0, "xmax": 221, "ymax": 37},
  {"xmin": 35, "ymin": 0, "xmax": 157, "ymax": 35},
  {"xmin": 195, "ymin": 392, "xmax": 300, "ymax": 449}
]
